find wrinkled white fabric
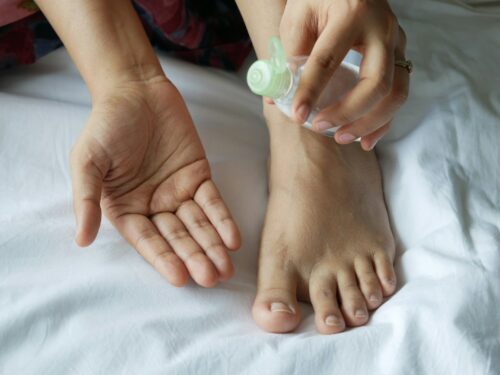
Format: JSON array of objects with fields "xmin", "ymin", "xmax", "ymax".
[{"xmin": 0, "ymin": 0, "xmax": 499, "ymax": 374}]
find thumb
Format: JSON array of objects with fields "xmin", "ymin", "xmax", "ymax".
[{"xmin": 70, "ymin": 143, "xmax": 108, "ymax": 247}]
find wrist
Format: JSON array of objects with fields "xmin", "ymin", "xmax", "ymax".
[
  {"xmin": 89, "ymin": 60, "xmax": 167, "ymax": 102},
  {"xmin": 36, "ymin": 0, "xmax": 166, "ymax": 101}
]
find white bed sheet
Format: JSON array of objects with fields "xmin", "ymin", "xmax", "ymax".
[{"xmin": 0, "ymin": 0, "xmax": 499, "ymax": 374}]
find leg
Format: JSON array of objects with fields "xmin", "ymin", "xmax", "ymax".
[{"xmin": 253, "ymin": 105, "xmax": 397, "ymax": 334}]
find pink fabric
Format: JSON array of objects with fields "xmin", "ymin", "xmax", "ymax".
[
  {"xmin": 0, "ymin": 0, "xmax": 38, "ymax": 27},
  {"xmin": 0, "ymin": 0, "xmax": 251, "ymax": 71},
  {"xmin": 134, "ymin": 0, "xmax": 205, "ymax": 49}
]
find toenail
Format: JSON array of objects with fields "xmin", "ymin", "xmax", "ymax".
[
  {"xmin": 325, "ymin": 315, "xmax": 344, "ymax": 327},
  {"xmin": 355, "ymin": 309, "xmax": 368, "ymax": 318},
  {"xmin": 270, "ymin": 302, "xmax": 295, "ymax": 314},
  {"xmin": 369, "ymin": 295, "xmax": 381, "ymax": 303}
]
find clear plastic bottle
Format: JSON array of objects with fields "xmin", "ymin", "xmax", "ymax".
[{"xmin": 247, "ymin": 38, "xmax": 360, "ymax": 137}]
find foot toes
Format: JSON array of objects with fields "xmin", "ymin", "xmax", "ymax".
[
  {"xmin": 373, "ymin": 251, "xmax": 397, "ymax": 296},
  {"xmin": 337, "ymin": 269, "xmax": 369, "ymax": 327},
  {"xmin": 252, "ymin": 256, "xmax": 301, "ymax": 333},
  {"xmin": 309, "ymin": 270, "xmax": 345, "ymax": 334},
  {"xmin": 354, "ymin": 257, "xmax": 383, "ymax": 310}
]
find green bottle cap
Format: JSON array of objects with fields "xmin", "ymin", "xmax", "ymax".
[{"xmin": 247, "ymin": 37, "xmax": 291, "ymax": 99}]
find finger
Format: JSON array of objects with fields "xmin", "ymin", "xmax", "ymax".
[
  {"xmin": 194, "ymin": 180, "xmax": 241, "ymax": 251},
  {"xmin": 70, "ymin": 147, "xmax": 107, "ymax": 247},
  {"xmin": 280, "ymin": 2, "xmax": 316, "ymax": 56},
  {"xmin": 152, "ymin": 212, "xmax": 219, "ymax": 288},
  {"xmin": 335, "ymin": 56, "xmax": 409, "ymax": 144},
  {"xmin": 314, "ymin": 38, "xmax": 395, "ymax": 140},
  {"xmin": 114, "ymin": 213, "xmax": 189, "ymax": 287},
  {"xmin": 176, "ymin": 200, "xmax": 234, "ymax": 281},
  {"xmin": 360, "ymin": 122, "xmax": 391, "ymax": 151},
  {"xmin": 291, "ymin": 18, "xmax": 357, "ymax": 123}
]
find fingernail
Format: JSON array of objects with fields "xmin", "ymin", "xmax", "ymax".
[
  {"xmin": 338, "ymin": 133, "xmax": 356, "ymax": 143},
  {"xmin": 295, "ymin": 104, "xmax": 310, "ymax": 123},
  {"xmin": 369, "ymin": 295, "xmax": 381, "ymax": 303},
  {"xmin": 386, "ymin": 277, "xmax": 397, "ymax": 286},
  {"xmin": 315, "ymin": 121, "xmax": 333, "ymax": 132},
  {"xmin": 270, "ymin": 302, "xmax": 295, "ymax": 314},
  {"xmin": 325, "ymin": 315, "xmax": 345, "ymax": 327},
  {"xmin": 355, "ymin": 309, "xmax": 368, "ymax": 318}
]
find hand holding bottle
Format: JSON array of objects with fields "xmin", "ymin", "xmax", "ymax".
[{"xmin": 280, "ymin": 0, "xmax": 410, "ymax": 150}]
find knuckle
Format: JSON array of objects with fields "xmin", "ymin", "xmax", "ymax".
[
  {"xmin": 135, "ymin": 230, "xmax": 159, "ymax": 250},
  {"xmin": 202, "ymin": 196, "xmax": 224, "ymax": 210},
  {"xmin": 398, "ymin": 26, "xmax": 408, "ymax": 48},
  {"xmin": 296, "ymin": 82, "xmax": 319, "ymax": 105},
  {"xmin": 191, "ymin": 218, "xmax": 211, "ymax": 229},
  {"xmin": 386, "ymin": 13, "xmax": 399, "ymax": 35},
  {"xmin": 347, "ymin": 0, "xmax": 368, "ymax": 14},
  {"xmin": 168, "ymin": 228, "xmax": 189, "ymax": 242},
  {"xmin": 391, "ymin": 83, "xmax": 409, "ymax": 104},
  {"xmin": 311, "ymin": 51, "xmax": 338, "ymax": 73},
  {"xmin": 387, "ymin": 16, "xmax": 400, "ymax": 46},
  {"xmin": 337, "ymin": 111, "xmax": 354, "ymax": 125}
]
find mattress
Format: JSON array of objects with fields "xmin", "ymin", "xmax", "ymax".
[{"xmin": 0, "ymin": 0, "xmax": 499, "ymax": 373}]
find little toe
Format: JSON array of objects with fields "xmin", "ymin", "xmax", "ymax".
[
  {"xmin": 337, "ymin": 269, "xmax": 369, "ymax": 327},
  {"xmin": 252, "ymin": 254, "xmax": 301, "ymax": 333},
  {"xmin": 153, "ymin": 212, "xmax": 219, "ymax": 288},
  {"xmin": 373, "ymin": 251, "xmax": 397, "ymax": 296},
  {"xmin": 176, "ymin": 200, "xmax": 234, "ymax": 281},
  {"xmin": 309, "ymin": 269, "xmax": 346, "ymax": 334},
  {"xmin": 354, "ymin": 257, "xmax": 383, "ymax": 310}
]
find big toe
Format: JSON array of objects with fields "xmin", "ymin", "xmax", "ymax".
[{"xmin": 252, "ymin": 259, "xmax": 301, "ymax": 333}]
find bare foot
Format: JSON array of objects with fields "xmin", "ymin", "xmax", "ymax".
[{"xmin": 252, "ymin": 106, "xmax": 397, "ymax": 334}]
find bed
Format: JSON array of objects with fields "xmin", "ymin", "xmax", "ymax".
[{"xmin": 1, "ymin": 0, "xmax": 499, "ymax": 373}]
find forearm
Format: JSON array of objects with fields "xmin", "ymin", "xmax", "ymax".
[
  {"xmin": 36, "ymin": 0, "xmax": 163, "ymax": 100},
  {"xmin": 235, "ymin": 0, "xmax": 286, "ymax": 59}
]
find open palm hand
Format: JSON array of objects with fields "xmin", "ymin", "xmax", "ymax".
[{"xmin": 71, "ymin": 78, "xmax": 241, "ymax": 287}]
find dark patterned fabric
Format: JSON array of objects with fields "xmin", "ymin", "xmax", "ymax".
[{"xmin": 0, "ymin": 0, "xmax": 252, "ymax": 71}]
